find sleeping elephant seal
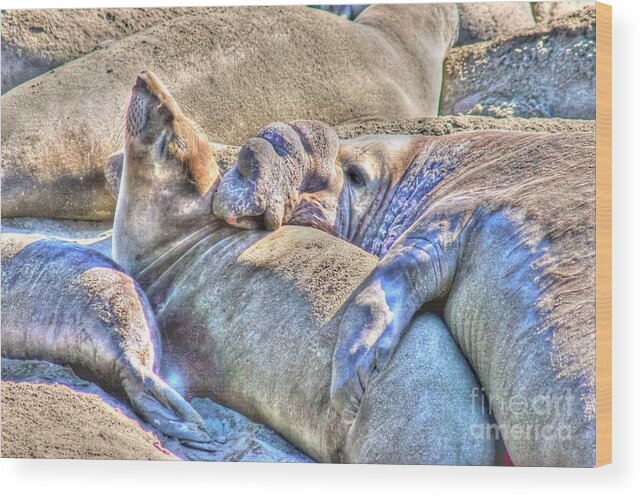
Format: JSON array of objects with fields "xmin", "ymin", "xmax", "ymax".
[
  {"xmin": 213, "ymin": 122, "xmax": 596, "ymax": 467},
  {"xmin": 1, "ymin": 4, "xmax": 458, "ymax": 221},
  {"xmin": 0, "ymin": 233, "xmax": 213, "ymax": 447},
  {"xmin": 110, "ymin": 70, "xmax": 495, "ymax": 464}
]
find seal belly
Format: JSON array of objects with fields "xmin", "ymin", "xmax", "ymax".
[
  {"xmin": 148, "ymin": 226, "xmax": 376, "ymax": 462},
  {"xmin": 445, "ymin": 209, "xmax": 596, "ymax": 466}
]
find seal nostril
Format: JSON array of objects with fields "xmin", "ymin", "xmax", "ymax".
[{"xmin": 134, "ymin": 76, "xmax": 147, "ymax": 91}]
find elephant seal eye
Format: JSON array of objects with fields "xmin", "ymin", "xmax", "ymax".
[{"xmin": 346, "ymin": 167, "xmax": 365, "ymax": 187}]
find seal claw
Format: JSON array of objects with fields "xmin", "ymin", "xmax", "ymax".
[{"xmin": 124, "ymin": 372, "xmax": 220, "ymax": 446}]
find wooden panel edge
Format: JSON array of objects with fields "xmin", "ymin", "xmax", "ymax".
[{"xmin": 595, "ymin": 1, "xmax": 612, "ymax": 467}]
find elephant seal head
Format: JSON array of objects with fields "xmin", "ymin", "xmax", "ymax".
[
  {"xmin": 333, "ymin": 135, "xmax": 432, "ymax": 251},
  {"xmin": 212, "ymin": 126, "xmax": 428, "ymax": 251},
  {"xmin": 113, "ymin": 70, "xmax": 222, "ymax": 277},
  {"xmin": 125, "ymin": 70, "xmax": 220, "ymax": 197},
  {"xmin": 212, "ymin": 120, "xmax": 343, "ymax": 234}
]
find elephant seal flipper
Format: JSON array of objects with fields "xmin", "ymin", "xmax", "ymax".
[
  {"xmin": 121, "ymin": 366, "xmax": 219, "ymax": 447},
  {"xmin": 334, "ymin": 133, "xmax": 596, "ymax": 467},
  {"xmin": 1, "ymin": 234, "xmax": 216, "ymax": 448}
]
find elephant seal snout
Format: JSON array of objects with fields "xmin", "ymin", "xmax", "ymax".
[{"xmin": 212, "ymin": 120, "xmax": 341, "ymax": 233}]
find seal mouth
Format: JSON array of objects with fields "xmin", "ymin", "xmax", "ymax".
[
  {"xmin": 337, "ymin": 183, "xmax": 352, "ymax": 240},
  {"xmin": 223, "ymin": 214, "xmax": 264, "ymax": 230},
  {"xmin": 211, "ymin": 189, "xmax": 268, "ymax": 230}
]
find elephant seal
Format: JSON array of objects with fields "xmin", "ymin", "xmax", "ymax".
[
  {"xmin": 109, "ymin": 70, "xmax": 495, "ymax": 464},
  {"xmin": 315, "ymin": 3, "xmax": 535, "ymax": 46},
  {"xmin": 314, "ymin": 5, "xmax": 369, "ymax": 20},
  {"xmin": 1, "ymin": 233, "xmax": 214, "ymax": 448},
  {"xmin": 2, "ymin": 4, "xmax": 458, "ymax": 221},
  {"xmin": 533, "ymin": 1, "xmax": 595, "ymax": 24},
  {"xmin": 212, "ymin": 122, "xmax": 596, "ymax": 467},
  {"xmin": 1, "ymin": 8, "xmax": 206, "ymax": 93}
]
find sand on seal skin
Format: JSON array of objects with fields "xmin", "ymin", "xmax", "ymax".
[
  {"xmin": 335, "ymin": 115, "xmax": 595, "ymax": 138},
  {"xmin": 1, "ymin": 381, "xmax": 177, "ymax": 460},
  {"xmin": 1, "ymin": 8, "xmax": 207, "ymax": 93}
]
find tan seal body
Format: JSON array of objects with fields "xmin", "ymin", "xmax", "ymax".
[
  {"xmin": 440, "ymin": 7, "xmax": 596, "ymax": 119},
  {"xmin": 1, "ymin": 8, "xmax": 205, "ymax": 93},
  {"xmin": 333, "ymin": 131, "xmax": 596, "ymax": 467},
  {"xmin": 0, "ymin": 233, "xmax": 212, "ymax": 446},
  {"xmin": 455, "ymin": 2, "xmax": 535, "ymax": 45},
  {"xmin": 111, "ymin": 71, "xmax": 495, "ymax": 464},
  {"xmin": 1, "ymin": 4, "xmax": 458, "ymax": 220},
  {"xmin": 214, "ymin": 125, "xmax": 596, "ymax": 466}
]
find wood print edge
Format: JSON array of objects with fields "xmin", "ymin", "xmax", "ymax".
[{"xmin": 595, "ymin": 1, "xmax": 612, "ymax": 468}]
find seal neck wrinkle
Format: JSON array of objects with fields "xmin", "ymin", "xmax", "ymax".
[{"xmin": 113, "ymin": 148, "xmax": 219, "ymax": 281}]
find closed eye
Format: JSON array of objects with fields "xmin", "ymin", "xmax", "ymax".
[{"xmin": 155, "ymin": 130, "xmax": 167, "ymax": 161}]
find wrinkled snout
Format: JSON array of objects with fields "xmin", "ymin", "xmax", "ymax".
[
  {"xmin": 211, "ymin": 166, "xmax": 267, "ymax": 229},
  {"xmin": 211, "ymin": 132, "xmax": 293, "ymax": 231},
  {"xmin": 212, "ymin": 120, "xmax": 343, "ymax": 232}
]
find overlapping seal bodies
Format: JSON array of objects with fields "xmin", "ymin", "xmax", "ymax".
[
  {"xmin": 1, "ymin": 233, "xmax": 212, "ymax": 447},
  {"xmin": 0, "ymin": 69, "xmax": 501, "ymax": 464},
  {"xmin": 110, "ymin": 70, "xmax": 495, "ymax": 464},
  {"xmin": 214, "ymin": 121, "xmax": 596, "ymax": 466},
  {"xmin": 1, "ymin": 4, "xmax": 458, "ymax": 220}
]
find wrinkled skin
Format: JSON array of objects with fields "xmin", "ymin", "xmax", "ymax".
[
  {"xmin": 213, "ymin": 123, "xmax": 597, "ymax": 466},
  {"xmin": 211, "ymin": 120, "xmax": 343, "ymax": 233},
  {"xmin": 110, "ymin": 71, "xmax": 495, "ymax": 464},
  {"xmin": 1, "ymin": 234, "xmax": 213, "ymax": 448}
]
